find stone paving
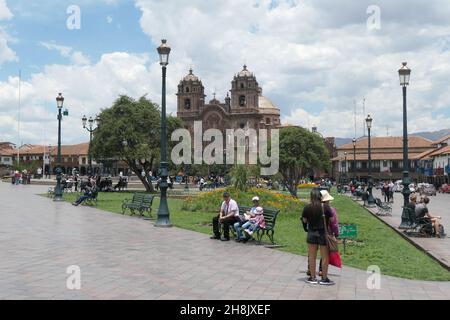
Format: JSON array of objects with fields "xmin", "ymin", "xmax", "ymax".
[
  {"xmin": 1, "ymin": 182, "xmax": 449, "ymax": 300},
  {"xmin": 364, "ymin": 190, "xmax": 450, "ymax": 269}
]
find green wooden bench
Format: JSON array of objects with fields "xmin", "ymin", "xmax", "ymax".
[
  {"xmin": 234, "ymin": 205, "xmax": 280, "ymax": 245},
  {"xmin": 122, "ymin": 193, "xmax": 154, "ymax": 217},
  {"xmin": 84, "ymin": 189, "xmax": 99, "ymax": 206}
]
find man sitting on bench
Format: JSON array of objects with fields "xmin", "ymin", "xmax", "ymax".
[
  {"xmin": 72, "ymin": 180, "xmax": 97, "ymax": 206},
  {"xmin": 211, "ymin": 192, "xmax": 239, "ymax": 241}
]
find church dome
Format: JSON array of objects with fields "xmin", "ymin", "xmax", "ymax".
[
  {"xmin": 258, "ymin": 95, "xmax": 280, "ymax": 115},
  {"xmin": 237, "ymin": 65, "xmax": 253, "ymax": 77},
  {"xmin": 183, "ymin": 68, "xmax": 199, "ymax": 82}
]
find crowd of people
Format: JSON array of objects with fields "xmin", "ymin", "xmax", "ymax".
[
  {"xmin": 381, "ymin": 181, "xmax": 395, "ymax": 203},
  {"xmin": 210, "ymin": 189, "xmax": 339, "ymax": 286},
  {"xmin": 10, "ymin": 170, "xmax": 32, "ymax": 185}
]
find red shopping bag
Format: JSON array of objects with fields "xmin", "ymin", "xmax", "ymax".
[{"xmin": 329, "ymin": 251, "xmax": 342, "ymax": 268}]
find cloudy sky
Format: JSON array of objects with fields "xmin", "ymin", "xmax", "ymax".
[{"xmin": 1, "ymin": 0, "xmax": 450, "ymax": 146}]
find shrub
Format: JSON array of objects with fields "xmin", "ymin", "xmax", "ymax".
[{"xmin": 181, "ymin": 187, "xmax": 303, "ymax": 214}]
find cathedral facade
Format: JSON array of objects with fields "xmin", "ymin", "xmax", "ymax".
[{"xmin": 176, "ymin": 65, "xmax": 281, "ymax": 136}]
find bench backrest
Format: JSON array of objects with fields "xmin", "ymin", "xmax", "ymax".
[
  {"xmin": 132, "ymin": 193, "xmax": 146, "ymax": 203},
  {"xmin": 262, "ymin": 209, "xmax": 280, "ymax": 229},
  {"xmin": 142, "ymin": 195, "xmax": 154, "ymax": 207}
]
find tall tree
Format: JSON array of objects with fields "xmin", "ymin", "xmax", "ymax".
[
  {"xmin": 279, "ymin": 127, "xmax": 330, "ymax": 197},
  {"xmin": 91, "ymin": 95, "xmax": 182, "ymax": 192}
]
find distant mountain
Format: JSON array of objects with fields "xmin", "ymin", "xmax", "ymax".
[
  {"xmin": 410, "ymin": 128, "xmax": 450, "ymax": 141},
  {"xmin": 333, "ymin": 129, "xmax": 450, "ymax": 147}
]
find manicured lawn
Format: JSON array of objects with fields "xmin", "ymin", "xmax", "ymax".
[{"xmin": 61, "ymin": 190, "xmax": 450, "ymax": 281}]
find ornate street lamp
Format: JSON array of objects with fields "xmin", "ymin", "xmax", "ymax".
[
  {"xmin": 366, "ymin": 114, "xmax": 375, "ymax": 206},
  {"xmin": 352, "ymin": 138, "xmax": 357, "ymax": 184},
  {"xmin": 54, "ymin": 93, "xmax": 65, "ymax": 201},
  {"xmin": 398, "ymin": 62, "xmax": 412, "ymax": 229},
  {"xmin": 82, "ymin": 114, "xmax": 99, "ymax": 175},
  {"xmin": 155, "ymin": 39, "xmax": 172, "ymax": 227}
]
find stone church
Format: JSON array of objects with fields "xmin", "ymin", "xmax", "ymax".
[{"xmin": 176, "ymin": 65, "xmax": 281, "ymax": 135}]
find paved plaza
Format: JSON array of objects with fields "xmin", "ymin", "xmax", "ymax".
[
  {"xmin": 370, "ymin": 189, "xmax": 450, "ymax": 268},
  {"xmin": 1, "ymin": 182, "xmax": 450, "ymax": 300}
]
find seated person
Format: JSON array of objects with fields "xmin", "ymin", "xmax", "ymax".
[
  {"xmin": 242, "ymin": 207, "xmax": 265, "ymax": 240},
  {"xmin": 415, "ymin": 196, "xmax": 442, "ymax": 237},
  {"xmin": 211, "ymin": 192, "xmax": 239, "ymax": 241},
  {"xmin": 72, "ymin": 184, "xmax": 98, "ymax": 206},
  {"xmin": 234, "ymin": 196, "xmax": 261, "ymax": 242}
]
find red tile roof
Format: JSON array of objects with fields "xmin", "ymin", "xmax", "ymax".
[
  {"xmin": 428, "ymin": 145, "xmax": 450, "ymax": 157},
  {"xmin": 431, "ymin": 134, "xmax": 450, "ymax": 146},
  {"xmin": 1, "ymin": 143, "xmax": 89, "ymax": 157},
  {"xmin": 332, "ymin": 152, "xmax": 424, "ymax": 161},
  {"xmin": 339, "ymin": 136, "xmax": 433, "ymax": 150}
]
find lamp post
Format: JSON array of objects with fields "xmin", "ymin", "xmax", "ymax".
[
  {"xmin": 352, "ymin": 138, "xmax": 357, "ymax": 184},
  {"xmin": 398, "ymin": 62, "xmax": 412, "ymax": 229},
  {"xmin": 366, "ymin": 114, "xmax": 375, "ymax": 206},
  {"xmin": 82, "ymin": 114, "xmax": 99, "ymax": 176},
  {"xmin": 54, "ymin": 93, "xmax": 65, "ymax": 201},
  {"xmin": 184, "ymin": 163, "xmax": 189, "ymax": 191},
  {"xmin": 155, "ymin": 39, "xmax": 172, "ymax": 227},
  {"xmin": 344, "ymin": 151, "xmax": 348, "ymax": 183}
]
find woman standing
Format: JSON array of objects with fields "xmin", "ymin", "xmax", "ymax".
[{"xmin": 301, "ymin": 188, "xmax": 334, "ymax": 285}]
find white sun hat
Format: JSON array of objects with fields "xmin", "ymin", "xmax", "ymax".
[{"xmin": 320, "ymin": 190, "xmax": 334, "ymax": 202}]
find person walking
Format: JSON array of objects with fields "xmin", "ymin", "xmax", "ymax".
[
  {"xmin": 74, "ymin": 174, "xmax": 79, "ymax": 192},
  {"xmin": 301, "ymin": 188, "xmax": 334, "ymax": 285}
]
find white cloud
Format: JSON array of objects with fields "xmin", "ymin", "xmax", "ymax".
[
  {"xmin": 0, "ymin": 0, "xmax": 12, "ymax": 20},
  {"xmin": 135, "ymin": 0, "xmax": 450, "ymax": 138},
  {"xmin": 0, "ymin": 51, "xmax": 168, "ymax": 145},
  {"xmin": 40, "ymin": 42, "xmax": 91, "ymax": 66},
  {"xmin": 0, "ymin": 0, "xmax": 16, "ymax": 66},
  {"xmin": 106, "ymin": 15, "xmax": 113, "ymax": 24}
]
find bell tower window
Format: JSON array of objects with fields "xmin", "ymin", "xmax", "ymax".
[
  {"xmin": 184, "ymin": 99, "xmax": 191, "ymax": 109},
  {"xmin": 239, "ymin": 95, "xmax": 246, "ymax": 107},
  {"xmin": 186, "ymin": 87, "xmax": 190, "ymax": 93},
  {"xmin": 240, "ymin": 83, "xmax": 244, "ymax": 89}
]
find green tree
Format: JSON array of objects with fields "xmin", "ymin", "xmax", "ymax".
[
  {"xmin": 90, "ymin": 95, "xmax": 182, "ymax": 192},
  {"xmin": 229, "ymin": 164, "xmax": 259, "ymax": 191},
  {"xmin": 279, "ymin": 127, "xmax": 330, "ymax": 197}
]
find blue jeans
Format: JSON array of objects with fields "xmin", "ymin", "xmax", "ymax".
[
  {"xmin": 235, "ymin": 221, "xmax": 259, "ymax": 239},
  {"xmin": 75, "ymin": 195, "xmax": 90, "ymax": 205}
]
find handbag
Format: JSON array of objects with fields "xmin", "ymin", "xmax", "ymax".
[
  {"xmin": 329, "ymin": 251, "xmax": 342, "ymax": 268},
  {"xmin": 322, "ymin": 204, "xmax": 339, "ymax": 252}
]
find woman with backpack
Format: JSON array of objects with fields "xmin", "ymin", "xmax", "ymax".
[{"xmin": 301, "ymin": 188, "xmax": 335, "ymax": 285}]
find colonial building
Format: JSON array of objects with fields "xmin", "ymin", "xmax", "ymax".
[
  {"xmin": 416, "ymin": 134, "xmax": 450, "ymax": 184},
  {"xmin": 177, "ymin": 66, "xmax": 281, "ymax": 138},
  {"xmin": 332, "ymin": 136, "xmax": 435, "ymax": 182},
  {"xmin": 0, "ymin": 143, "xmax": 98, "ymax": 176}
]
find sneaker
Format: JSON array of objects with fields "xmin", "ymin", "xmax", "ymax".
[
  {"xmin": 244, "ymin": 229, "xmax": 250, "ymax": 235},
  {"xmin": 210, "ymin": 235, "xmax": 220, "ymax": 240},
  {"xmin": 220, "ymin": 237, "xmax": 230, "ymax": 241},
  {"xmin": 235, "ymin": 238, "xmax": 242, "ymax": 242},
  {"xmin": 305, "ymin": 277, "xmax": 318, "ymax": 284},
  {"xmin": 319, "ymin": 278, "xmax": 335, "ymax": 286},
  {"xmin": 248, "ymin": 230, "xmax": 253, "ymax": 235}
]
